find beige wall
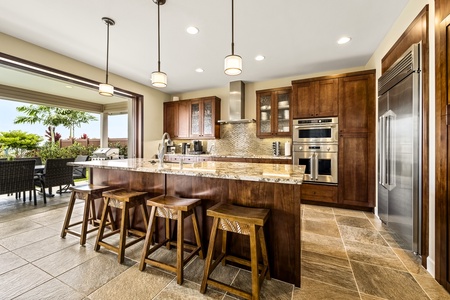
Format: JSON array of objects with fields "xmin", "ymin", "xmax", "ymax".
[
  {"xmin": 0, "ymin": 32, "xmax": 170, "ymax": 157},
  {"xmin": 366, "ymin": 0, "xmax": 435, "ymax": 276}
]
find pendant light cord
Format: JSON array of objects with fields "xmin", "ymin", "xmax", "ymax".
[
  {"xmin": 157, "ymin": 0, "xmax": 161, "ymax": 72},
  {"xmin": 231, "ymin": 0, "xmax": 235, "ymax": 55},
  {"xmin": 105, "ymin": 21, "xmax": 110, "ymax": 84}
]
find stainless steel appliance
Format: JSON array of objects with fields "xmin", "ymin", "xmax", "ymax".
[
  {"xmin": 181, "ymin": 143, "xmax": 190, "ymax": 154},
  {"xmin": 293, "ymin": 143, "xmax": 338, "ymax": 183},
  {"xmin": 192, "ymin": 140, "xmax": 203, "ymax": 154},
  {"xmin": 292, "ymin": 117, "xmax": 338, "ymax": 144},
  {"xmin": 378, "ymin": 43, "xmax": 422, "ymax": 254},
  {"xmin": 92, "ymin": 148, "xmax": 120, "ymax": 160}
]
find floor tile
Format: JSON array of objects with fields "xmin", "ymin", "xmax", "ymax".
[
  {"xmin": 414, "ymin": 274, "xmax": 450, "ymax": 299},
  {"xmin": 0, "ymin": 251, "xmax": 28, "ymax": 275},
  {"xmin": 301, "ymin": 260, "xmax": 357, "ymax": 291},
  {"xmin": 292, "ymin": 277, "xmax": 360, "ymax": 300},
  {"xmin": 231, "ymin": 269, "xmax": 294, "ymax": 300},
  {"xmin": 154, "ymin": 279, "xmax": 225, "ymax": 299},
  {"xmin": 0, "ymin": 244, "xmax": 8, "ymax": 255},
  {"xmin": 392, "ymin": 248, "xmax": 428, "ymax": 276},
  {"xmin": 302, "ymin": 218, "xmax": 340, "ymax": 237},
  {"xmin": 183, "ymin": 256, "xmax": 239, "ymax": 286},
  {"xmin": 301, "ymin": 250, "xmax": 350, "ymax": 268},
  {"xmin": 351, "ymin": 260, "xmax": 429, "ymax": 299},
  {"xmin": 14, "ymin": 278, "xmax": 85, "ymax": 300},
  {"xmin": 88, "ymin": 265, "xmax": 174, "ymax": 300},
  {"xmin": 339, "ymin": 225, "xmax": 389, "ymax": 246},
  {"xmin": 333, "ymin": 207, "xmax": 367, "ymax": 218},
  {"xmin": 33, "ymin": 243, "xmax": 100, "ymax": 277},
  {"xmin": 0, "ymin": 226, "xmax": 58, "ymax": 251},
  {"xmin": 335, "ymin": 215, "xmax": 376, "ymax": 230},
  {"xmin": 302, "ymin": 204, "xmax": 334, "ymax": 214},
  {"xmin": 0, "ymin": 218, "xmax": 43, "ymax": 238},
  {"xmin": 345, "ymin": 240, "xmax": 407, "ymax": 271},
  {"xmin": 0, "ymin": 264, "xmax": 52, "ymax": 299},
  {"xmin": 301, "ymin": 231, "xmax": 347, "ymax": 259},
  {"xmin": 303, "ymin": 209, "xmax": 335, "ymax": 221},
  {"xmin": 13, "ymin": 234, "xmax": 79, "ymax": 262},
  {"xmin": 58, "ymin": 252, "xmax": 134, "ymax": 295}
]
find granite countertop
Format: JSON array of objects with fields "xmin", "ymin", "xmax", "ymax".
[
  {"xmin": 165, "ymin": 153, "xmax": 292, "ymax": 160},
  {"xmin": 70, "ymin": 158, "xmax": 304, "ymax": 185}
]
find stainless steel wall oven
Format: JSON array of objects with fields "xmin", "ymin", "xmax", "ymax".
[
  {"xmin": 292, "ymin": 117, "xmax": 338, "ymax": 184},
  {"xmin": 292, "ymin": 117, "xmax": 338, "ymax": 144}
]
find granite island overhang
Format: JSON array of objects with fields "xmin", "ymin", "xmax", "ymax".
[{"xmin": 70, "ymin": 158, "xmax": 305, "ymax": 287}]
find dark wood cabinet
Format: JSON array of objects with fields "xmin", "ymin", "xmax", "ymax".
[
  {"xmin": 256, "ymin": 87, "xmax": 292, "ymax": 138},
  {"xmin": 163, "ymin": 101, "xmax": 190, "ymax": 139},
  {"xmin": 164, "ymin": 97, "xmax": 221, "ymax": 140},
  {"xmin": 294, "ymin": 70, "xmax": 375, "ymax": 210},
  {"xmin": 338, "ymin": 71, "xmax": 376, "ymax": 208},
  {"xmin": 291, "ymin": 78, "xmax": 338, "ymax": 118},
  {"xmin": 190, "ymin": 96, "xmax": 221, "ymax": 139},
  {"xmin": 301, "ymin": 183, "xmax": 338, "ymax": 203}
]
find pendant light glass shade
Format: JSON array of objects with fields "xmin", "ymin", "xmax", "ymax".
[
  {"xmin": 99, "ymin": 17, "xmax": 115, "ymax": 96},
  {"xmin": 151, "ymin": 0, "xmax": 167, "ymax": 88},
  {"xmin": 99, "ymin": 83, "xmax": 114, "ymax": 96},
  {"xmin": 224, "ymin": 54, "xmax": 242, "ymax": 75},
  {"xmin": 224, "ymin": 0, "xmax": 242, "ymax": 76},
  {"xmin": 151, "ymin": 71, "xmax": 167, "ymax": 88}
]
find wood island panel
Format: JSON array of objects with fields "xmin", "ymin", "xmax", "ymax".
[{"xmin": 91, "ymin": 168, "xmax": 302, "ymax": 287}]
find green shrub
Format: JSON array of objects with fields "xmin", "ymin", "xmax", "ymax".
[{"xmin": 38, "ymin": 142, "xmax": 99, "ymax": 163}]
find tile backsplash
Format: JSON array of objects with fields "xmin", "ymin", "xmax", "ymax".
[{"xmin": 174, "ymin": 123, "xmax": 292, "ymax": 157}]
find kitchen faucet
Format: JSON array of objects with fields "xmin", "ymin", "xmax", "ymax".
[{"xmin": 158, "ymin": 132, "xmax": 171, "ymax": 168}]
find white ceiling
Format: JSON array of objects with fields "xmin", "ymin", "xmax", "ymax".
[{"xmin": 0, "ymin": 0, "xmax": 409, "ymax": 96}]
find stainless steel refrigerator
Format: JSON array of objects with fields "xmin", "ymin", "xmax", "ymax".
[{"xmin": 378, "ymin": 43, "xmax": 422, "ymax": 254}]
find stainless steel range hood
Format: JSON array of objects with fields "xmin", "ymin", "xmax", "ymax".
[{"xmin": 218, "ymin": 81, "xmax": 256, "ymax": 124}]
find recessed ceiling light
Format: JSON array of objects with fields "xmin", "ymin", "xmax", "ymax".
[
  {"xmin": 255, "ymin": 55, "xmax": 265, "ymax": 61},
  {"xmin": 195, "ymin": 68, "xmax": 204, "ymax": 73},
  {"xmin": 337, "ymin": 36, "xmax": 351, "ymax": 44},
  {"xmin": 65, "ymin": 85, "xmax": 72, "ymax": 88},
  {"xmin": 186, "ymin": 26, "xmax": 199, "ymax": 34}
]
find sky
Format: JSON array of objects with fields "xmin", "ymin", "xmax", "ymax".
[{"xmin": 0, "ymin": 99, "xmax": 128, "ymax": 140}]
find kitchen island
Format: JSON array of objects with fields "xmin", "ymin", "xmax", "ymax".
[{"xmin": 70, "ymin": 158, "xmax": 304, "ymax": 286}]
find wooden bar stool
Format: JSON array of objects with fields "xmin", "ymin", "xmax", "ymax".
[
  {"xmin": 94, "ymin": 189, "xmax": 149, "ymax": 263},
  {"xmin": 200, "ymin": 203, "xmax": 270, "ymax": 300},
  {"xmin": 60, "ymin": 184, "xmax": 114, "ymax": 246},
  {"xmin": 139, "ymin": 195, "xmax": 204, "ymax": 285}
]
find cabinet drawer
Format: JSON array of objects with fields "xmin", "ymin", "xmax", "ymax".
[{"xmin": 301, "ymin": 184, "xmax": 338, "ymax": 203}]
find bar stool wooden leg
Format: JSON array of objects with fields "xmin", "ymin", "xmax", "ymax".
[
  {"xmin": 118, "ymin": 202, "xmax": 129, "ymax": 263},
  {"xmin": 200, "ymin": 217, "xmax": 219, "ymax": 294},
  {"xmin": 94, "ymin": 197, "xmax": 111, "ymax": 251},
  {"xmin": 259, "ymin": 227, "xmax": 270, "ymax": 280},
  {"xmin": 139, "ymin": 206, "xmax": 157, "ymax": 271},
  {"xmin": 249, "ymin": 225, "xmax": 260, "ymax": 300},
  {"xmin": 165, "ymin": 218, "xmax": 171, "ymax": 250},
  {"xmin": 176, "ymin": 210, "xmax": 184, "ymax": 284},
  {"xmin": 79, "ymin": 195, "xmax": 91, "ymax": 246},
  {"xmin": 192, "ymin": 209, "xmax": 204, "ymax": 259},
  {"xmin": 60, "ymin": 191, "xmax": 77, "ymax": 239},
  {"xmin": 221, "ymin": 230, "xmax": 227, "ymax": 266}
]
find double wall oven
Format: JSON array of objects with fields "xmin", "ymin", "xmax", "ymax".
[{"xmin": 292, "ymin": 117, "xmax": 338, "ymax": 184}]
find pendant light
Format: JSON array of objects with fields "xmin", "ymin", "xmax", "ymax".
[
  {"xmin": 99, "ymin": 17, "xmax": 115, "ymax": 96},
  {"xmin": 151, "ymin": 0, "xmax": 167, "ymax": 88},
  {"xmin": 224, "ymin": 0, "xmax": 242, "ymax": 76}
]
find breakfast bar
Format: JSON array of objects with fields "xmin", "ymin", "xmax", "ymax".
[{"xmin": 70, "ymin": 158, "xmax": 304, "ymax": 286}]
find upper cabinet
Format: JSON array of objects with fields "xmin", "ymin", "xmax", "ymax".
[
  {"xmin": 190, "ymin": 96, "xmax": 221, "ymax": 138},
  {"xmin": 256, "ymin": 87, "xmax": 292, "ymax": 138},
  {"xmin": 164, "ymin": 96, "xmax": 221, "ymax": 140},
  {"xmin": 163, "ymin": 101, "xmax": 190, "ymax": 139},
  {"xmin": 291, "ymin": 78, "xmax": 338, "ymax": 118}
]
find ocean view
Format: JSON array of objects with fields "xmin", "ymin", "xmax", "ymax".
[{"xmin": 0, "ymin": 99, "xmax": 127, "ymax": 140}]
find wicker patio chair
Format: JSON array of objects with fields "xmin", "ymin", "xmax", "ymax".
[
  {"xmin": 0, "ymin": 159, "xmax": 37, "ymax": 205},
  {"xmin": 35, "ymin": 158, "xmax": 75, "ymax": 204},
  {"xmin": 73, "ymin": 155, "xmax": 89, "ymax": 180}
]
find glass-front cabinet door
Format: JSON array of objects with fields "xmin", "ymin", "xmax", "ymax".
[
  {"xmin": 256, "ymin": 87, "xmax": 291, "ymax": 138},
  {"xmin": 276, "ymin": 90, "xmax": 291, "ymax": 135},
  {"xmin": 202, "ymin": 99, "xmax": 213, "ymax": 137},
  {"xmin": 190, "ymin": 100, "xmax": 201, "ymax": 137}
]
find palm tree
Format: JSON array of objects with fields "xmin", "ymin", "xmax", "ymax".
[
  {"xmin": 14, "ymin": 105, "xmax": 98, "ymax": 142},
  {"xmin": 14, "ymin": 105, "xmax": 64, "ymax": 143}
]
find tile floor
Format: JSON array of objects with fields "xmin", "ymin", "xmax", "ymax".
[{"xmin": 0, "ymin": 188, "xmax": 449, "ymax": 299}]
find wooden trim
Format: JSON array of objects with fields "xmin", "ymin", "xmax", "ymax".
[
  {"xmin": 380, "ymin": 5, "xmax": 429, "ymax": 267},
  {"xmin": 435, "ymin": 0, "xmax": 450, "ymax": 291},
  {"xmin": 291, "ymin": 69, "xmax": 375, "ymax": 85}
]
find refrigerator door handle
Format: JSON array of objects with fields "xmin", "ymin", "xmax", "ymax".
[{"xmin": 379, "ymin": 115, "xmax": 386, "ymax": 186}]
